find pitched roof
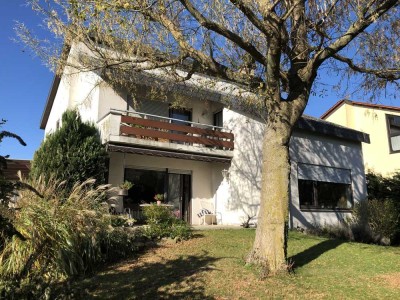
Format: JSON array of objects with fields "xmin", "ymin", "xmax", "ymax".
[
  {"xmin": 321, "ymin": 99, "xmax": 400, "ymax": 119},
  {"xmin": 296, "ymin": 115, "xmax": 370, "ymax": 144},
  {"xmin": 2, "ymin": 159, "xmax": 31, "ymax": 181}
]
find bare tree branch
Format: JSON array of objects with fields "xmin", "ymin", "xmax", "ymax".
[
  {"xmin": 313, "ymin": 0, "xmax": 399, "ymax": 66},
  {"xmin": 332, "ymin": 53, "xmax": 400, "ymax": 81},
  {"xmin": 179, "ymin": 0, "xmax": 268, "ymax": 67}
]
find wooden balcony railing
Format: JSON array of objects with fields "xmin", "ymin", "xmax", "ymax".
[{"xmin": 120, "ymin": 114, "xmax": 234, "ymax": 150}]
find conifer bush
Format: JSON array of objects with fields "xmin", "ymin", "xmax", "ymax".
[{"xmin": 30, "ymin": 110, "xmax": 108, "ymax": 194}]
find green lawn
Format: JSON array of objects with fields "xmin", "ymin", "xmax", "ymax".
[{"xmin": 78, "ymin": 230, "xmax": 400, "ymax": 299}]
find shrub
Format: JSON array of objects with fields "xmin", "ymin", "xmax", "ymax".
[
  {"xmin": 30, "ymin": 110, "xmax": 108, "ymax": 194},
  {"xmin": 100, "ymin": 227, "xmax": 144, "ymax": 260},
  {"xmin": 350, "ymin": 199, "xmax": 399, "ymax": 245},
  {"xmin": 365, "ymin": 171, "xmax": 400, "ymax": 244},
  {"xmin": 142, "ymin": 204, "xmax": 192, "ymax": 240},
  {"xmin": 305, "ymin": 223, "xmax": 353, "ymax": 241},
  {"xmin": 0, "ymin": 176, "xmax": 143, "ymax": 298}
]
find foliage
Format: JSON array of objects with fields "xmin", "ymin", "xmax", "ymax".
[
  {"xmin": 305, "ymin": 198, "xmax": 399, "ymax": 245},
  {"xmin": 350, "ymin": 199, "xmax": 400, "ymax": 245},
  {"xmin": 366, "ymin": 171, "xmax": 400, "ymax": 201},
  {"xmin": 305, "ymin": 223, "xmax": 354, "ymax": 241},
  {"xmin": 100, "ymin": 227, "xmax": 144, "ymax": 261},
  {"xmin": 153, "ymin": 193, "xmax": 164, "ymax": 202},
  {"xmin": 142, "ymin": 204, "xmax": 192, "ymax": 240},
  {"xmin": 30, "ymin": 110, "xmax": 108, "ymax": 194},
  {"xmin": 365, "ymin": 171, "xmax": 400, "ymax": 243},
  {"xmin": 0, "ymin": 176, "xmax": 143, "ymax": 298},
  {"xmin": 119, "ymin": 180, "xmax": 134, "ymax": 190},
  {"xmin": 110, "ymin": 214, "xmax": 129, "ymax": 227}
]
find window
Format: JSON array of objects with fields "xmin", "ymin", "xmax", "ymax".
[
  {"xmin": 213, "ymin": 111, "xmax": 223, "ymax": 127},
  {"xmin": 386, "ymin": 114, "xmax": 400, "ymax": 153},
  {"xmin": 297, "ymin": 163, "xmax": 353, "ymax": 210},
  {"xmin": 125, "ymin": 168, "xmax": 167, "ymax": 206},
  {"xmin": 298, "ymin": 180, "xmax": 352, "ymax": 210},
  {"xmin": 169, "ymin": 107, "xmax": 192, "ymax": 125}
]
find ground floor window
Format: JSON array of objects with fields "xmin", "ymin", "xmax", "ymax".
[
  {"xmin": 298, "ymin": 180, "xmax": 352, "ymax": 210},
  {"xmin": 297, "ymin": 163, "xmax": 353, "ymax": 210},
  {"xmin": 125, "ymin": 168, "xmax": 167, "ymax": 206},
  {"xmin": 123, "ymin": 168, "xmax": 191, "ymax": 222}
]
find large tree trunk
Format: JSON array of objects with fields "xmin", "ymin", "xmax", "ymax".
[{"xmin": 247, "ymin": 116, "xmax": 292, "ymax": 275}]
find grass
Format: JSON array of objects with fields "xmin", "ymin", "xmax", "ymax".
[{"xmin": 77, "ymin": 230, "xmax": 400, "ymax": 299}]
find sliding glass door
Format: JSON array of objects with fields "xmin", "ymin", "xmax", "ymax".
[
  {"xmin": 124, "ymin": 168, "xmax": 191, "ymax": 222},
  {"xmin": 168, "ymin": 173, "xmax": 191, "ymax": 222}
]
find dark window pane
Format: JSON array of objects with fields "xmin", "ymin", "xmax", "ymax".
[
  {"xmin": 299, "ymin": 180, "xmax": 315, "ymax": 208},
  {"xmin": 169, "ymin": 108, "xmax": 192, "ymax": 125},
  {"xmin": 299, "ymin": 179, "xmax": 352, "ymax": 210},
  {"xmin": 124, "ymin": 169, "xmax": 166, "ymax": 210},
  {"xmin": 214, "ymin": 111, "xmax": 223, "ymax": 127},
  {"xmin": 316, "ymin": 182, "xmax": 351, "ymax": 209}
]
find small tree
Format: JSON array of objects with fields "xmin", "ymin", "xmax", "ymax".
[{"xmin": 30, "ymin": 110, "xmax": 108, "ymax": 194}]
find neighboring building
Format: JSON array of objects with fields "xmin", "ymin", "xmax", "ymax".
[
  {"xmin": 1, "ymin": 159, "xmax": 31, "ymax": 206},
  {"xmin": 2, "ymin": 159, "xmax": 30, "ymax": 181},
  {"xmin": 39, "ymin": 43, "xmax": 370, "ymax": 228},
  {"xmin": 321, "ymin": 99, "xmax": 400, "ymax": 176}
]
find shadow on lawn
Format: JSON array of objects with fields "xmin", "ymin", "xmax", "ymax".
[
  {"xmin": 290, "ymin": 239, "xmax": 344, "ymax": 269},
  {"xmin": 82, "ymin": 250, "xmax": 219, "ymax": 299}
]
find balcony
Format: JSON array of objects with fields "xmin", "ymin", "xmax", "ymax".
[{"xmin": 98, "ymin": 109, "xmax": 234, "ymax": 162}]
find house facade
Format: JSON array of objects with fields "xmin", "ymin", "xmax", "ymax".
[
  {"xmin": 39, "ymin": 44, "xmax": 369, "ymax": 228},
  {"xmin": 321, "ymin": 100, "xmax": 400, "ymax": 176}
]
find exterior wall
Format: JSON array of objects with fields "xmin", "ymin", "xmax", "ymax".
[
  {"xmin": 44, "ymin": 43, "xmax": 103, "ymax": 134},
  {"xmin": 45, "ymin": 73, "xmax": 70, "ymax": 135},
  {"xmin": 220, "ymin": 108, "xmax": 367, "ymax": 228},
  {"xmin": 107, "ymin": 152, "xmax": 228, "ymax": 225},
  {"xmin": 289, "ymin": 130, "xmax": 367, "ymax": 229},
  {"xmin": 325, "ymin": 103, "xmax": 400, "ymax": 175},
  {"xmin": 98, "ymin": 84, "xmax": 127, "ymax": 119},
  {"xmin": 222, "ymin": 108, "xmax": 264, "ymax": 225}
]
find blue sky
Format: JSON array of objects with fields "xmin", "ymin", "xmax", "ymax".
[
  {"xmin": 0, "ymin": 1, "xmax": 398, "ymax": 160},
  {"xmin": 1, "ymin": 1, "xmax": 53, "ymax": 160}
]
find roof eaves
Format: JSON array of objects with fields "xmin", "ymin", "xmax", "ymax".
[
  {"xmin": 40, "ymin": 75, "xmax": 61, "ymax": 129},
  {"xmin": 320, "ymin": 99, "xmax": 347, "ymax": 119},
  {"xmin": 296, "ymin": 115, "xmax": 370, "ymax": 144}
]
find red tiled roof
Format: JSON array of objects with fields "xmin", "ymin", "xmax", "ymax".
[
  {"xmin": 321, "ymin": 99, "xmax": 400, "ymax": 119},
  {"xmin": 2, "ymin": 159, "xmax": 31, "ymax": 181}
]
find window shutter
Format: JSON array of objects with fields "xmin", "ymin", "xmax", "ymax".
[{"xmin": 297, "ymin": 163, "xmax": 351, "ymax": 184}]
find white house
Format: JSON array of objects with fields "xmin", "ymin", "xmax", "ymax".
[{"xmin": 39, "ymin": 43, "xmax": 370, "ymax": 228}]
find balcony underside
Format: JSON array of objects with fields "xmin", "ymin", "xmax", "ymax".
[{"xmin": 106, "ymin": 143, "xmax": 233, "ymax": 163}]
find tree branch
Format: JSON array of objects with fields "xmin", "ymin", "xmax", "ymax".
[
  {"xmin": 332, "ymin": 53, "xmax": 400, "ymax": 80},
  {"xmin": 142, "ymin": 7, "xmax": 263, "ymax": 87},
  {"xmin": 313, "ymin": 0, "xmax": 399, "ymax": 65},
  {"xmin": 229, "ymin": 0, "xmax": 273, "ymax": 37},
  {"xmin": 179, "ymin": 0, "xmax": 268, "ymax": 67}
]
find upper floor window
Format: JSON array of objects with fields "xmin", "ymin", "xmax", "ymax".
[
  {"xmin": 214, "ymin": 111, "xmax": 223, "ymax": 127},
  {"xmin": 386, "ymin": 114, "xmax": 400, "ymax": 153},
  {"xmin": 169, "ymin": 107, "xmax": 192, "ymax": 125}
]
